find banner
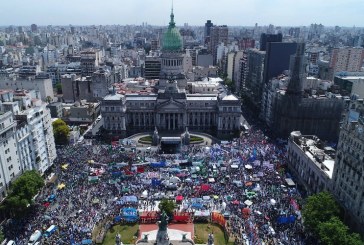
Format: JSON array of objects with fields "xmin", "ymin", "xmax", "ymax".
[{"xmin": 211, "ymin": 212, "xmax": 226, "ymax": 228}]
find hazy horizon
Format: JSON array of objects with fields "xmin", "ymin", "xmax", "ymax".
[{"xmin": 0, "ymin": 0, "xmax": 363, "ymax": 27}]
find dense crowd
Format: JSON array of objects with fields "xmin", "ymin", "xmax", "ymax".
[{"xmin": 3, "ymin": 126, "xmax": 306, "ymax": 245}]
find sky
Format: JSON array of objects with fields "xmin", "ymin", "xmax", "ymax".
[{"xmin": 0, "ymin": 0, "xmax": 363, "ymax": 27}]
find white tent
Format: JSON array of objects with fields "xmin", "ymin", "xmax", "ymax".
[
  {"xmin": 244, "ymin": 200, "xmax": 253, "ymax": 206},
  {"xmin": 142, "ymin": 190, "xmax": 148, "ymax": 198},
  {"xmin": 208, "ymin": 178, "xmax": 215, "ymax": 183},
  {"xmin": 202, "ymin": 196, "xmax": 211, "ymax": 200},
  {"xmin": 270, "ymin": 199, "xmax": 277, "ymax": 205},
  {"xmin": 245, "ymin": 164, "xmax": 253, "ymax": 170},
  {"xmin": 169, "ymin": 176, "xmax": 181, "ymax": 183},
  {"xmin": 222, "ymin": 202, "xmax": 227, "ymax": 210},
  {"xmin": 231, "ymin": 164, "xmax": 239, "ymax": 169}
]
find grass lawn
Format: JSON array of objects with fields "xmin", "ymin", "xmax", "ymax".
[
  {"xmin": 102, "ymin": 224, "xmax": 139, "ymax": 245},
  {"xmin": 194, "ymin": 223, "xmax": 233, "ymax": 245},
  {"xmin": 139, "ymin": 135, "xmax": 152, "ymax": 143},
  {"xmin": 190, "ymin": 135, "xmax": 203, "ymax": 142}
]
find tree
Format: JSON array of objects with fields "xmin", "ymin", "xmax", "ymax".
[
  {"xmin": 3, "ymin": 170, "xmax": 44, "ymax": 217},
  {"xmin": 45, "ymin": 96, "xmax": 52, "ymax": 103},
  {"xmin": 302, "ymin": 192, "xmax": 340, "ymax": 234},
  {"xmin": 158, "ymin": 199, "xmax": 177, "ymax": 219},
  {"xmin": 224, "ymin": 78, "xmax": 236, "ymax": 93},
  {"xmin": 55, "ymin": 82, "xmax": 62, "ymax": 94},
  {"xmin": 52, "ymin": 119, "xmax": 70, "ymax": 145},
  {"xmin": 318, "ymin": 217, "xmax": 364, "ymax": 245}
]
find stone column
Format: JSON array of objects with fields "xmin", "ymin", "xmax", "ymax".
[
  {"xmin": 203, "ymin": 112, "xmax": 206, "ymax": 128},
  {"xmin": 168, "ymin": 114, "xmax": 170, "ymax": 130},
  {"xmin": 173, "ymin": 113, "xmax": 175, "ymax": 130}
]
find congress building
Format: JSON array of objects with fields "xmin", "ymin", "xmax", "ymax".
[{"xmin": 100, "ymin": 9, "xmax": 242, "ymax": 138}]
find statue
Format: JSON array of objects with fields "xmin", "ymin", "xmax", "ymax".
[
  {"xmin": 156, "ymin": 211, "xmax": 169, "ymax": 244},
  {"xmin": 181, "ymin": 127, "xmax": 190, "ymax": 145},
  {"xmin": 208, "ymin": 233, "xmax": 214, "ymax": 245},
  {"xmin": 152, "ymin": 127, "xmax": 160, "ymax": 146},
  {"xmin": 115, "ymin": 233, "xmax": 123, "ymax": 245},
  {"xmin": 158, "ymin": 211, "xmax": 168, "ymax": 231}
]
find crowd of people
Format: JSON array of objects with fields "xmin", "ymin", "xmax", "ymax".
[{"xmin": 3, "ymin": 125, "xmax": 306, "ymax": 245}]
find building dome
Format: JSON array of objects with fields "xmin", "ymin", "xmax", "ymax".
[{"xmin": 162, "ymin": 9, "xmax": 182, "ymax": 52}]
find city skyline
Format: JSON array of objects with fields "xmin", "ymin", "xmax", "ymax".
[{"xmin": 0, "ymin": 0, "xmax": 363, "ymax": 27}]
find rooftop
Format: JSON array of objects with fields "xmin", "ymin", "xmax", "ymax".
[{"xmin": 291, "ymin": 131, "xmax": 336, "ymax": 179}]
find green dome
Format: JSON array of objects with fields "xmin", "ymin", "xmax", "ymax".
[{"xmin": 162, "ymin": 10, "xmax": 182, "ymax": 52}]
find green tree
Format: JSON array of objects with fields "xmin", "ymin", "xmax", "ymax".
[
  {"xmin": 3, "ymin": 170, "xmax": 44, "ymax": 216},
  {"xmin": 158, "ymin": 199, "xmax": 177, "ymax": 218},
  {"xmin": 55, "ymin": 82, "xmax": 62, "ymax": 94},
  {"xmin": 302, "ymin": 192, "xmax": 340, "ymax": 234},
  {"xmin": 224, "ymin": 78, "xmax": 236, "ymax": 93},
  {"xmin": 318, "ymin": 217, "xmax": 364, "ymax": 245},
  {"xmin": 52, "ymin": 119, "xmax": 70, "ymax": 145}
]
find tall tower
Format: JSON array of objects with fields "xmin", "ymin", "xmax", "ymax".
[{"xmin": 286, "ymin": 43, "xmax": 305, "ymax": 96}]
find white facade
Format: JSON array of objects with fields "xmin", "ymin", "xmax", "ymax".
[
  {"xmin": 17, "ymin": 104, "xmax": 56, "ymax": 175},
  {"xmin": 0, "ymin": 77, "xmax": 54, "ymax": 101},
  {"xmin": 227, "ymin": 52, "xmax": 235, "ymax": 80},
  {"xmin": 0, "ymin": 111, "xmax": 21, "ymax": 201},
  {"xmin": 332, "ymin": 98, "xmax": 364, "ymax": 232},
  {"xmin": 287, "ymin": 131, "xmax": 335, "ymax": 196},
  {"xmin": 16, "ymin": 122, "xmax": 32, "ymax": 172}
]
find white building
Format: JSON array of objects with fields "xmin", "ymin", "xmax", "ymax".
[
  {"xmin": 16, "ymin": 103, "xmax": 56, "ymax": 175},
  {"xmin": 0, "ymin": 76, "xmax": 54, "ymax": 101},
  {"xmin": 332, "ymin": 98, "xmax": 364, "ymax": 233},
  {"xmin": 0, "ymin": 111, "xmax": 21, "ymax": 201},
  {"xmin": 287, "ymin": 131, "xmax": 335, "ymax": 196}
]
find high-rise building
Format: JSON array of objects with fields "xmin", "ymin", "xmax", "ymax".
[
  {"xmin": 80, "ymin": 50, "xmax": 99, "ymax": 77},
  {"xmin": 31, "ymin": 24, "xmax": 38, "ymax": 32},
  {"xmin": 0, "ymin": 111, "xmax": 21, "ymax": 201},
  {"xmin": 239, "ymin": 38, "xmax": 255, "ymax": 50},
  {"xmin": 91, "ymin": 68, "xmax": 112, "ymax": 100},
  {"xmin": 0, "ymin": 93, "xmax": 56, "ymax": 202},
  {"xmin": 263, "ymin": 42, "xmax": 297, "ymax": 84},
  {"xmin": 209, "ymin": 26, "xmax": 228, "ymax": 65},
  {"xmin": 329, "ymin": 47, "xmax": 364, "ymax": 78},
  {"xmin": 16, "ymin": 104, "xmax": 56, "ymax": 174},
  {"xmin": 204, "ymin": 20, "xmax": 213, "ymax": 44},
  {"xmin": 150, "ymin": 40, "xmax": 160, "ymax": 51},
  {"xmin": 144, "ymin": 56, "xmax": 161, "ymax": 80},
  {"xmin": 244, "ymin": 49, "xmax": 266, "ymax": 110},
  {"xmin": 259, "ymin": 33, "xmax": 282, "ymax": 51},
  {"xmin": 332, "ymin": 98, "xmax": 364, "ymax": 233}
]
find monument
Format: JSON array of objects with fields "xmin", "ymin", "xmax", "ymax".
[
  {"xmin": 152, "ymin": 127, "xmax": 160, "ymax": 146},
  {"xmin": 156, "ymin": 211, "xmax": 170, "ymax": 245},
  {"xmin": 115, "ymin": 233, "xmax": 123, "ymax": 245},
  {"xmin": 181, "ymin": 127, "xmax": 190, "ymax": 145}
]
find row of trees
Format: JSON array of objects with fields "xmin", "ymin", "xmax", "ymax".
[
  {"xmin": 0, "ymin": 170, "xmax": 44, "ymax": 217},
  {"xmin": 302, "ymin": 192, "xmax": 363, "ymax": 245}
]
